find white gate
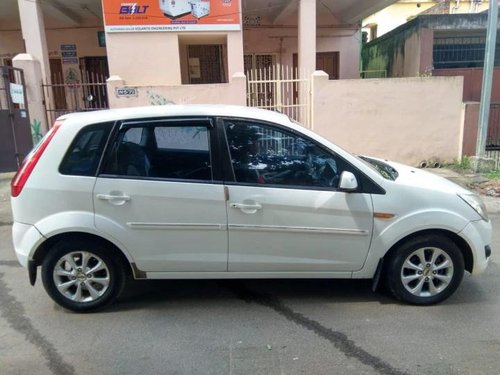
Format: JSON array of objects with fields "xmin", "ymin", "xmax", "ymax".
[{"xmin": 246, "ymin": 64, "xmax": 312, "ymax": 129}]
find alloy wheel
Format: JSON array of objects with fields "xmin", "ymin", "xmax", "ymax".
[{"xmin": 400, "ymin": 247, "xmax": 454, "ymax": 298}]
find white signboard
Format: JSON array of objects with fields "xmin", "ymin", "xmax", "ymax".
[
  {"xmin": 9, "ymin": 83, "xmax": 24, "ymax": 105},
  {"xmin": 116, "ymin": 87, "xmax": 138, "ymax": 97}
]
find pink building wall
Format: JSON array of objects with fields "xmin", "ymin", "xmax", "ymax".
[
  {"xmin": 243, "ymin": 27, "xmax": 361, "ymax": 79},
  {"xmin": 312, "ymin": 74, "xmax": 465, "ymax": 166},
  {"xmin": 433, "ymin": 68, "xmax": 500, "ymax": 102}
]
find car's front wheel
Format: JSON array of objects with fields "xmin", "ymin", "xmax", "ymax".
[
  {"xmin": 386, "ymin": 235, "xmax": 465, "ymax": 305},
  {"xmin": 41, "ymin": 240, "xmax": 125, "ymax": 312}
]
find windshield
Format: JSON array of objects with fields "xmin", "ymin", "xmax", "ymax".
[{"xmin": 359, "ymin": 156, "xmax": 398, "ymax": 181}]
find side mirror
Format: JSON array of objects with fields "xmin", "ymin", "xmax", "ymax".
[{"xmin": 339, "ymin": 171, "xmax": 358, "ymax": 192}]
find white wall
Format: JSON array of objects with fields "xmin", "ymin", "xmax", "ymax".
[
  {"xmin": 107, "ymin": 73, "xmax": 246, "ymax": 108},
  {"xmin": 312, "ymin": 73, "xmax": 465, "ymax": 165}
]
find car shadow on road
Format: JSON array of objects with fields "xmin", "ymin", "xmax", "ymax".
[
  {"xmin": 107, "ymin": 278, "xmax": 399, "ymax": 313},
  {"xmin": 103, "ymin": 266, "xmax": 496, "ymax": 313}
]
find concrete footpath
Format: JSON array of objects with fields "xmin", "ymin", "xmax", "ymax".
[
  {"xmin": 1, "ymin": 169, "xmax": 499, "ymax": 221},
  {"xmin": 0, "ymin": 173, "xmax": 14, "ymax": 223}
]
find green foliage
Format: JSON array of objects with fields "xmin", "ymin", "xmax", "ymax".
[
  {"xmin": 487, "ymin": 170, "xmax": 500, "ymax": 180},
  {"xmin": 454, "ymin": 156, "xmax": 471, "ymax": 170},
  {"xmin": 31, "ymin": 119, "xmax": 43, "ymax": 144}
]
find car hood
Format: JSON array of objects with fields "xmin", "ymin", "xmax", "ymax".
[{"xmin": 380, "ymin": 160, "xmax": 472, "ymax": 195}]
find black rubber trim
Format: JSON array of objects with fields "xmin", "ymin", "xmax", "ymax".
[
  {"xmin": 485, "ymin": 245, "xmax": 492, "ymax": 259},
  {"xmin": 130, "ymin": 262, "xmax": 147, "ymax": 279},
  {"xmin": 371, "ymin": 258, "xmax": 384, "ymax": 292},
  {"xmin": 28, "ymin": 260, "xmax": 37, "ymax": 286}
]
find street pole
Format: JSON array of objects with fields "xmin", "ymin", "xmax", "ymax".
[{"xmin": 476, "ymin": 0, "xmax": 498, "ymax": 158}]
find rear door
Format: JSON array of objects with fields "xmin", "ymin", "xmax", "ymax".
[{"xmin": 93, "ymin": 118, "xmax": 228, "ymax": 273}]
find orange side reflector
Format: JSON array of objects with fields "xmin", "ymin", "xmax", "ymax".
[{"xmin": 374, "ymin": 213, "xmax": 395, "ymax": 220}]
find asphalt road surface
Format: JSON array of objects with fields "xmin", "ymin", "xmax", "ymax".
[{"xmin": 1, "ymin": 179, "xmax": 499, "ymax": 374}]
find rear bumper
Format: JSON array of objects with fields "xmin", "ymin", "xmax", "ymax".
[
  {"xmin": 12, "ymin": 221, "xmax": 44, "ymax": 268},
  {"xmin": 459, "ymin": 219, "xmax": 492, "ymax": 275}
]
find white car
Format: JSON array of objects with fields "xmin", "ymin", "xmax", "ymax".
[{"xmin": 10, "ymin": 105, "xmax": 491, "ymax": 311}]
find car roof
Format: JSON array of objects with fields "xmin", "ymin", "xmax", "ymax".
[{"xmin": 58, "ymin": 104, "xmax": 291, "ymax": 127}]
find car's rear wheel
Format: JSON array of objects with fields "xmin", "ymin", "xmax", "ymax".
[
  {"xmin": 386, "ymin": 235, "xmax": 464, "ymax": 305},
  {"xmin": 41, "ymin": 240, "xmax": 125, "ymax": 312}
]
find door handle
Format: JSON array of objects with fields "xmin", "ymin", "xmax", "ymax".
[
  {"xmin": 96, "ymin": 193, "xmax": 131, "ymax": 205},
  {"xmin": 230, "ymin": 203, "xmax": 262, "ymax": 210}
]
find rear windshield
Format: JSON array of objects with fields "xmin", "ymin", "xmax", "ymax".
[{"xmin": 59, "ymin": 122, "xmax": 113, "ymax": 176}]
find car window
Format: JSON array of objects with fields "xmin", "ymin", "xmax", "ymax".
[
  {"xmin": 59, "ymin": 122, "xmax": 112, "ymax": 176},
  {"xmin": 154, "ymin": 126, "xmax": 209, "ymax": 151},
  {"xmin": 102, "ymin": 124, "xmax": 212, "ymax": 181},
  {"xmin": 123, "ymin": 127, "xmax": 144, "ymax": 145},
  {"xmin": 224, "ymin": 120, "xmax": 348, "ymax": 189}
]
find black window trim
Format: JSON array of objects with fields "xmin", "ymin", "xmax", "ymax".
[
  {"xmin": 217, "ymin": 116, "xmax": 386, "ymax": 195},
  {"xmin": 97, "ymin": 116, "xmax": 222, "ymax": 184}
]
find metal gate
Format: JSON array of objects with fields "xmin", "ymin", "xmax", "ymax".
[
  {"xmin": 0, "ymin": 66, "xmax": 33, "ymax": 172},
  {"xmin": 485, "ymin": 103, "xmax": 500, "ymax": 167},
  {"xmin": 246, "ymin": 64, "xmax": 311, "ymax": 128},
  {"xmin": 42, "ymin": 69, "xmax": 108, "ymax": 126}
]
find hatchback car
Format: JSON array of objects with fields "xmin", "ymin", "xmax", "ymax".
[{"xmin": 11, "ymin": 105, "xmax": 491, "ymax": 311}]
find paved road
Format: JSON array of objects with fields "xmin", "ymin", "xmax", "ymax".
[{"xmin": 1, "ymin": 175, "xmax": 500, "ymax": 374}]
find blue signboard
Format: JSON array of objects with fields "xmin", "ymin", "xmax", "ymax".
[
  {"xmin": 61, "ymin": 51, "xmax": 77, "ymax": 58},
  {"xmin": 60, "ymin": 44, "xmax": 77, "ymax": 51},
  {"xmin": 62, "ymin": 58, "xmax": 79, "ymax": 64}
]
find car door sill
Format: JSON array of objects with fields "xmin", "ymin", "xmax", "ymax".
[{"xmin": 144, "ymin": 271, "xmax": 354, "ymax": 279}]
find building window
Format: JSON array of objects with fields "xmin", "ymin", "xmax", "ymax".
[{"xmin": 433, "ymin": 35, "xmax": 500, "ymax": 69}]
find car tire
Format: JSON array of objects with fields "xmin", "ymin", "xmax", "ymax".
[
  {"xmin": 386, "ymin": 235, "xmax": 464, "ymax": 305},
  {"xmin": 41, "ymin": 240, "xmax": 125, "ymax": 312}
]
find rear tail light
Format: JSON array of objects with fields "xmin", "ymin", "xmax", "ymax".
[{"xmin": 11, "ymin": 121, "xmax": 63, "ymax": 197}]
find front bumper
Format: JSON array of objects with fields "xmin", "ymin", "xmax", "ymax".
[{"xmin": 459, "ymin": 219, "xmax": 492, "ymax": 275}]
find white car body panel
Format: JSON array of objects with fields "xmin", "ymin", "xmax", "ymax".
[
  {"xmin": 9, "ymin": 105, "xmax": 491, "ymax": 284},
  {"xmin": 93, "ymin": 178, "xmax": 228, "ymax": 272},
  {"xmin": 226, "ymin": 185, "xmax": 373, "ymax": 272},
  {"xmin": 12, "ymin": 222, "xmax": 44, "ymax": 267},
  {"xmin": 458, "ymin": 219, "xmax": 491, "ymax": 274}
]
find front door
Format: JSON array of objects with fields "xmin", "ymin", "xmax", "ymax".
[
  {"xmin": 93, "ymin": 119, "xmax": 227, "ymax": 273},
  {"xmin": 222, "ymin": 119, "xmax": 373, "ymax": 272}
]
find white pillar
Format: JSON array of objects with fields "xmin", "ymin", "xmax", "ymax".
[
  {"xmin": 12, "ymin": 54, "xmax": 49, "ymax": 135},
  {"xmin": 17, "ymin": 0, "xmax": 50, "ymax": 84},
  {"xmin": 298, "ymin": 0, "xmax": 316, "ymax": 126},
  {"xmin": 227, "ymin": 32, "xmax": 245, "ymax": 82},
  {"xmin": 298, "ymin": 0, "xmax": 316, "ymax": 77}
]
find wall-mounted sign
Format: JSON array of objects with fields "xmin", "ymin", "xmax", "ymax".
[
  {"xmin": 60, "ymin": 44, "xmax": 77, "ymax": 51},
  {"xmin": 60, "ymin": 44, "xmax": 78, "ymax": 64},
  {"xmin": 188, "ymin": 57, "xmax": 201, "ymax": 79},
  {"xmin": 116, "ymin": 87, "xmax": 138, "ymax": 97},
  {"xmin": 103, "ymin": 0, "xmax": 240, "ymax": 33},
  {"xmin": 61, "ymin": 51, "xmax": 77, "ymax": 58},
  {"xmin": 62, "ymin": 58, "xmax": 79, "ymax": 64},
  {"xmin": 97, "ymin": 31, "xmax": 106, "ymax": 47},
  {"xmin": 9, "ymin": 83, "xmax": 24, "ymax": 105}
]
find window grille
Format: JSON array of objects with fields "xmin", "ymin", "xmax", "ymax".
[{"xmin": 433, "ymin": 36, "xmax": 500, "ymax": 69}]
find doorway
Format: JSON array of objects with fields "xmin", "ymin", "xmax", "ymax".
[{"xmin": 293, "ymin": 51, "xmax": 340, "ymax": 80}]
